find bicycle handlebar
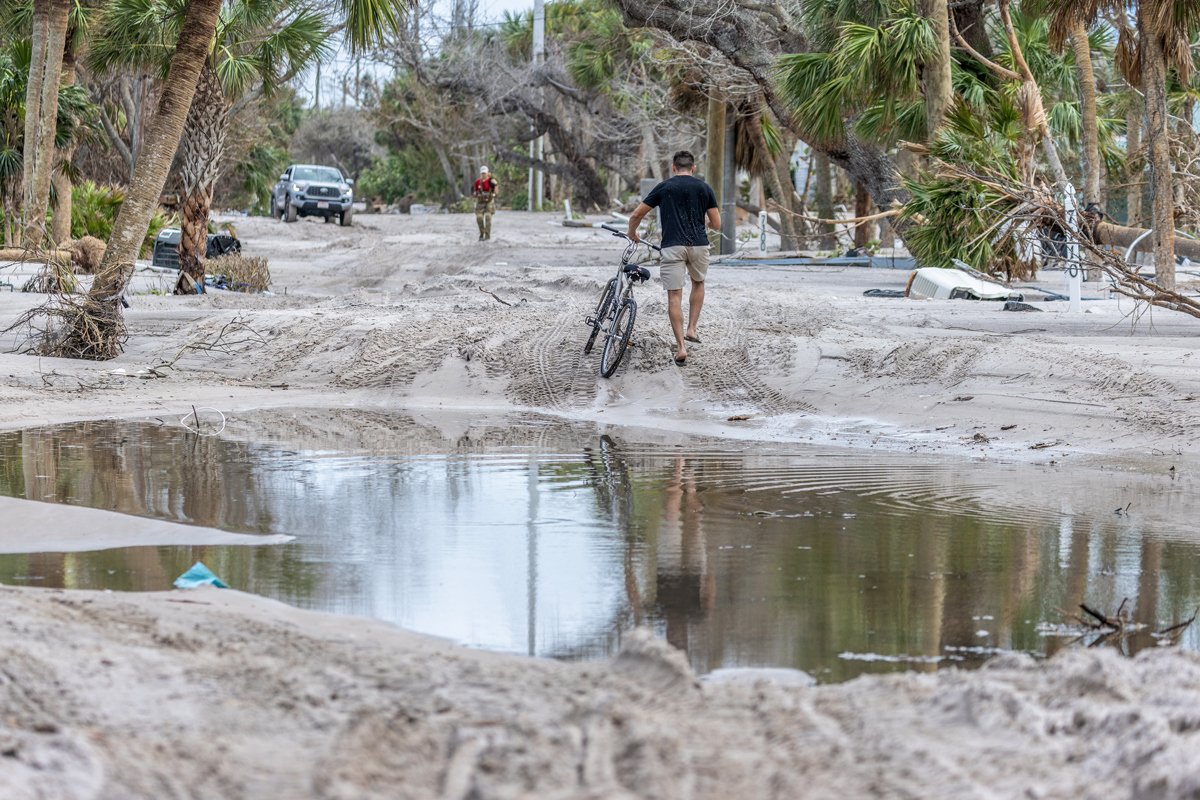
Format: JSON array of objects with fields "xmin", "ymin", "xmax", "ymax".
[{"xmin": 600, "ymin": 223, "xmax": 661, "ymax": 252}]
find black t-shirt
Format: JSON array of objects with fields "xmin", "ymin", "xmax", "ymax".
[{"xmin": 642, "ymin": 175, "xmax": 717, "ymax": 248}]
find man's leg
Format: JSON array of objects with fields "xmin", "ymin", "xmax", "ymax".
[
  {"xmin": 686, "ymin": 280, "xmax": 705, "ymax": 339},
  {"xmin": 476, "ymin": 208, "xmax": 485, "ymax": 240},
  {"xmin": 667, "ymin": 288, "xmax": 686, "ymax": 361},
  {"xmin": 484, "ymin": 209, "xmax": 493, "ymax": 239}
]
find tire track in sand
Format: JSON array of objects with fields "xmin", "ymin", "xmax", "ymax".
[
  {"xmin": 498, "ymin": 305, "xmax": 599, "ymax": 410},
  {"xmin": 673, "ymin": 306, "xmax": 816, "ymax": 415}
]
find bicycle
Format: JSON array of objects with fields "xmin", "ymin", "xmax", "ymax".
[{"xmin": 584, "ymin": 224, "xmax": 660, "ymax": 377}]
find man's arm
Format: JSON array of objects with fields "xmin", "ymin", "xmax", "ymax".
[
  {"xmin": 627, "ymin": 202, "xmax": 652, "ymax": 243},
  {"xmin": 706, "ymin": 207, "xmax": 721, "ymax": 231}
]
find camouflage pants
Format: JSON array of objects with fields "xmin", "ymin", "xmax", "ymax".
[{"xmin": 475, "ymin": 198, "xmax": 495, "ymax": 238}]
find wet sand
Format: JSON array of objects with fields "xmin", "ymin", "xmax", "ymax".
[{"xmin": 2, "ymin": 211, "xmax": 1200, "ymax": 797}]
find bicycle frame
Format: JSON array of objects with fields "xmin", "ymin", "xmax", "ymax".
[{"xmin": 583, "ymin": 226, "xmax": 660, "ymax": 376}]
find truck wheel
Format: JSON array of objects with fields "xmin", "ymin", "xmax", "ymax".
[
  {"xmin": 285, "ymin": 198, "xmax": 297, "ymax": 223},
  {"xmin": 269, "ymin": 196, "xmax": 278, "ymax": 219},
  {"xmin": 339, "ymin": 207, "xmax": 354, "ymax": 227}
]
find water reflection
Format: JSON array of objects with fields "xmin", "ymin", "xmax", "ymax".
[{"xmin": 1, "ymin": 409, "xmax": 1199, "ymax": 682}]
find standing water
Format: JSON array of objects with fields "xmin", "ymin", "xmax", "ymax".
[{"xmin": 1, "ymin": 408, "xmax": 1197, "ymax": 682}]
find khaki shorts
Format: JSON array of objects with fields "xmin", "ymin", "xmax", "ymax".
[{"xmin": 659, "ymin": 245, "xmax": 709, "ymax": 291}]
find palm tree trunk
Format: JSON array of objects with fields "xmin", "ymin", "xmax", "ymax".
[
  {"xmin": 854, "ymin": 183, "xmax": 871, "ymax": 249},
  {"xmin": 1126, "ymin": 93, "xmax": 1143, "ymax": 226},
  {"xmin": 1070, "ymin": 19, "xmax": 1101, "ymax": 209},
  {"xmin": 175, "ymin": 63, "xmax": 230, "ymax": 295},
  {"xmin": 22, "ymin": 0, "xmax": 71, "ymax": 251},
  {"xmin": 87, "ymin": 0, "xmax": 224, "ymax": 325},
  {"xmin": 21, "ymin": 1, "xmax": 49, "ymax": 218},
  {"xmin": 51, "ymin": 42, "xmax": 80, "ymax": 245},
  {"xmin": 746, "ymin": 111, "xmax": 798, "ymax": 251},
  {"xmin": 813, "ymin": 151, "xmax": 836, "ymax": 250},
  {"xmin": 918, "ymin": 0, "xmax": 952, "ymax": 137},
  {"xmin": 1138, "ymin": 13, "xmax": 1175, "ymax": 290}
]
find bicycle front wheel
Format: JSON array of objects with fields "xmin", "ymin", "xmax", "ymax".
[
  {"xmin": 584, "ymin": 277, "xmax": 617, "ymax": 355},
  {"xmin": 600, "ymin": 298, "xmax": 636, "ymax": 378}
]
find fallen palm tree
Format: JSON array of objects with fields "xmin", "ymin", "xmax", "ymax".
[{"xmin": 901, "ymin": 156, "xmax": 1200, "ymax": 320}]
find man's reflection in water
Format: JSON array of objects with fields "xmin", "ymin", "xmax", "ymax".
[{"xmin": 654, "ymin": 457, "xmax": 715, "ymax": 652}]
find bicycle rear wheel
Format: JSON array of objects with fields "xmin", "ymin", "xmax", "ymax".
[
  {"xmin": 600, "ymin": 298, "xmax": 636, "ymax": 377},
  {"xmin": 584, "ymin": 278, "xmax": 617, "ymax": 355}
]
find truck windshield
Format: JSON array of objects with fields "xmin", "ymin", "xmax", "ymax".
[{"xmin": 293, "ymin": 167, "xmax": 343, "ymax": 183}]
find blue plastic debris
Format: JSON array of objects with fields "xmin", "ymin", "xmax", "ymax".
[{"xmin": 173, "ymin": 562, "xmax": 228, "ymax": 589}]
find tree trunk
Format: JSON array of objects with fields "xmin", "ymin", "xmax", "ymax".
[
  {"xmin": 1094, "ymin": 221, "xmax": 1200, "ymax": 261},
  {"xmin": 175, "ymin": 64, "xmax": 230, "ymax": 295},
  {"xmin": 87, "ymin": 0, "xmax": 224, "ymax": 323},
  {"xmin": 918, "ymin": 0, "xmax": 952, "ymax": 137},
  {"xmin": 21, "ymin": 1, "xmax": 49, "ymax": 219},
  {"xmin": 1070, "ymin": 19, "xmax": 1102, "ymax": 208},
  {"xmin": 705, "ymin": 97, "xmax": 725, "ymax": 253},
  {"xmin": 746, "ymin": 111, "xmax": 798, "ymax": 251},
  {"xmin": 769, "ymin": 145, "xmax": 799, "ymax": 251},
  {"xmin": 1126, "ymin": 93, "xmax": 1143, "ymax": 226},
  {"xmin": 613, "ymin": 0, "xmax": 913, "ymax": 246},
  {"xmin": 813, "ymin": 151, "xmax": 836, "ymax": 250},
  {"xmin": 1138, "ymin": 11, "xmax": 1175, "ymax": 290},
  {"xmin": 952, "ymin": 0, "xmax": 991, "ymax": 57},
  {"xmin": 23, "ymin": 0, "xmax": 70, "ymax": 251},
  {"xmin": 51, "ymin": 42, "xmax": 79, "ymax": 245},
  {"xmin": 432, "ymin": 144, "xmax": 461, "ymax": 201},
  {"xmin": 854, "ymin": 184, "xmax": 871, "ymax": 248}
]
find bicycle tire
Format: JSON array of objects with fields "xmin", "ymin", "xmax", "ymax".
[
  {"xmin": 583, "ymin": 278, "xmax": 617, "ymax": 355},
  {"xmin": 600, "ymin": 298, "xmax": 636, "ymax": 377}
]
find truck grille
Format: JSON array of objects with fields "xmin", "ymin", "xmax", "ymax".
[
  {"xmin": 153, "ymin": 239, "xmax": 180, "ymax": 269},
  {"xmin": 309, "ymin": 186, "xmax": 337, "ymax": 198}
]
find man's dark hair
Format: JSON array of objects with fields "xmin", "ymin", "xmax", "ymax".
[{"xmin": 672, "ymin": 151, "xmax": 695, "ymax": 171}]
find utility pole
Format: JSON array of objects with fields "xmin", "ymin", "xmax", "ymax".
[
  {"xmin": 314, "ymin": 59, "xmax": 321, "ymax": 109},
  {"xmin": 528, "ymin": 0, "xmax": 545, "ymax": 212}
]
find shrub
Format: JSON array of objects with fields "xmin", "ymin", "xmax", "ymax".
[
  {"xmin": 207, "ymin": 253, "xmax": 270, "ymax": 292},
  {"xmin": 70, "ymin": 181, "xmax": 175, "ymax": 258},
  {"xmin": 70, "ymin": 236, "xmax": 106, "ymax": 274}
]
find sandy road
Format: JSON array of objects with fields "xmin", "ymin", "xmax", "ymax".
[
  {"xmin": 3, "ymin": 211, "xmax": 1200, "ymax": 798},
  {"xmin": 3, "ymin": 209, "xmax": 1199, "ymax": 466}
]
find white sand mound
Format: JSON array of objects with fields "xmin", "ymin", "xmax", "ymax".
[
  {"xmin": 2, "ymin": 586, "xmax": 1200, "ymax": 799},
  {"xmin": 0, "ymin": 496, "xmax": 293, "ymax": 553}
]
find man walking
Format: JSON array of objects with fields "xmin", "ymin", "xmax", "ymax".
[
  {"xmin": 627, "ymin": 151, "xmax": 721, "ymax": 365},
  {"xmin": 473, "ymin": 166, "xmax": 498, "ymax": 241}
]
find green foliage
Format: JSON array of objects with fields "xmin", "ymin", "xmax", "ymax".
[
  {"xmin": 69, "ymin": 181, "xmax": 173, "ymax": 257},
  {"xmin": 900, "ymin": 174, "xmax": 1016, "ymax": 270},
  {"xmin": 232, "ymin": 143, "xmax": 291, "ymax": 214},
  {"xmin": 89, "ymin": 0, "xmax": 333, "ymax": 102},
  {"xmin": 778, "ymin": 0, "xmax": 934, "ymax": 145},
  {"xmin": 357, "ymin": 150, "xmax": 448, "ymax": 204}
]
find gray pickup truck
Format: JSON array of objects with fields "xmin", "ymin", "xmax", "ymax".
[{"xmin": 270, "ymin": 164, "xmax": 355, "ymax": 226}]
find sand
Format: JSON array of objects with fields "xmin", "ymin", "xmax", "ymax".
[{"xmin": 2, "ymin": 210, "xmax": 1200, "ymax": 797}]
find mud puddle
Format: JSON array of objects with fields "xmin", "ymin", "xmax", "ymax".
[{"xmin": 1, "ymin": 408, "xmax": 1197, "ymax": 682}]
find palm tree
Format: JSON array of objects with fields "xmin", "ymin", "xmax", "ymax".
[
  {"xmin": 81, "ymin": 0, "xmax": 224, "ymax": 348},
  {"xmin": 1046, "ymin": 0, "xmax": 1200, "ymax": 288},
  {"xmin": 90, "ymin": 0, "xmax": 331, "ymax": 294},
  {"xmin": 74, "ymin": 0, "xmax": 408, "ymax": 359},
  {"xmin": 1135, "ymin": 1, "xmax": 1200, "ymax": 291},
  {"xmin": 1026, "ymin": 0, "xmax": 1107, "ymax": 209},
  {"xmin": 21, "ymin": 0, "xmax": 71, "ymax": 251},
  {"xmin": 0, "ymin": 15, "xmax": 92, "ymax": 248},
  {"xmin": 50, "ymin": 1, "xmax": 95, "ymax": 245},
  {"xmin": 918, "ymin": 0, "xmax": 952, "ymax": 136}
]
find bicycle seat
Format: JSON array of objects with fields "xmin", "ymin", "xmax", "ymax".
[{"xmin": 623, "ymin": 264, "xmax": 652, "ymax": 283}]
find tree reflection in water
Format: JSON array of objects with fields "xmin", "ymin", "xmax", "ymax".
[{"xmin": 1, "ymin": 411, "xmax": 1199, "ymax": 682}]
